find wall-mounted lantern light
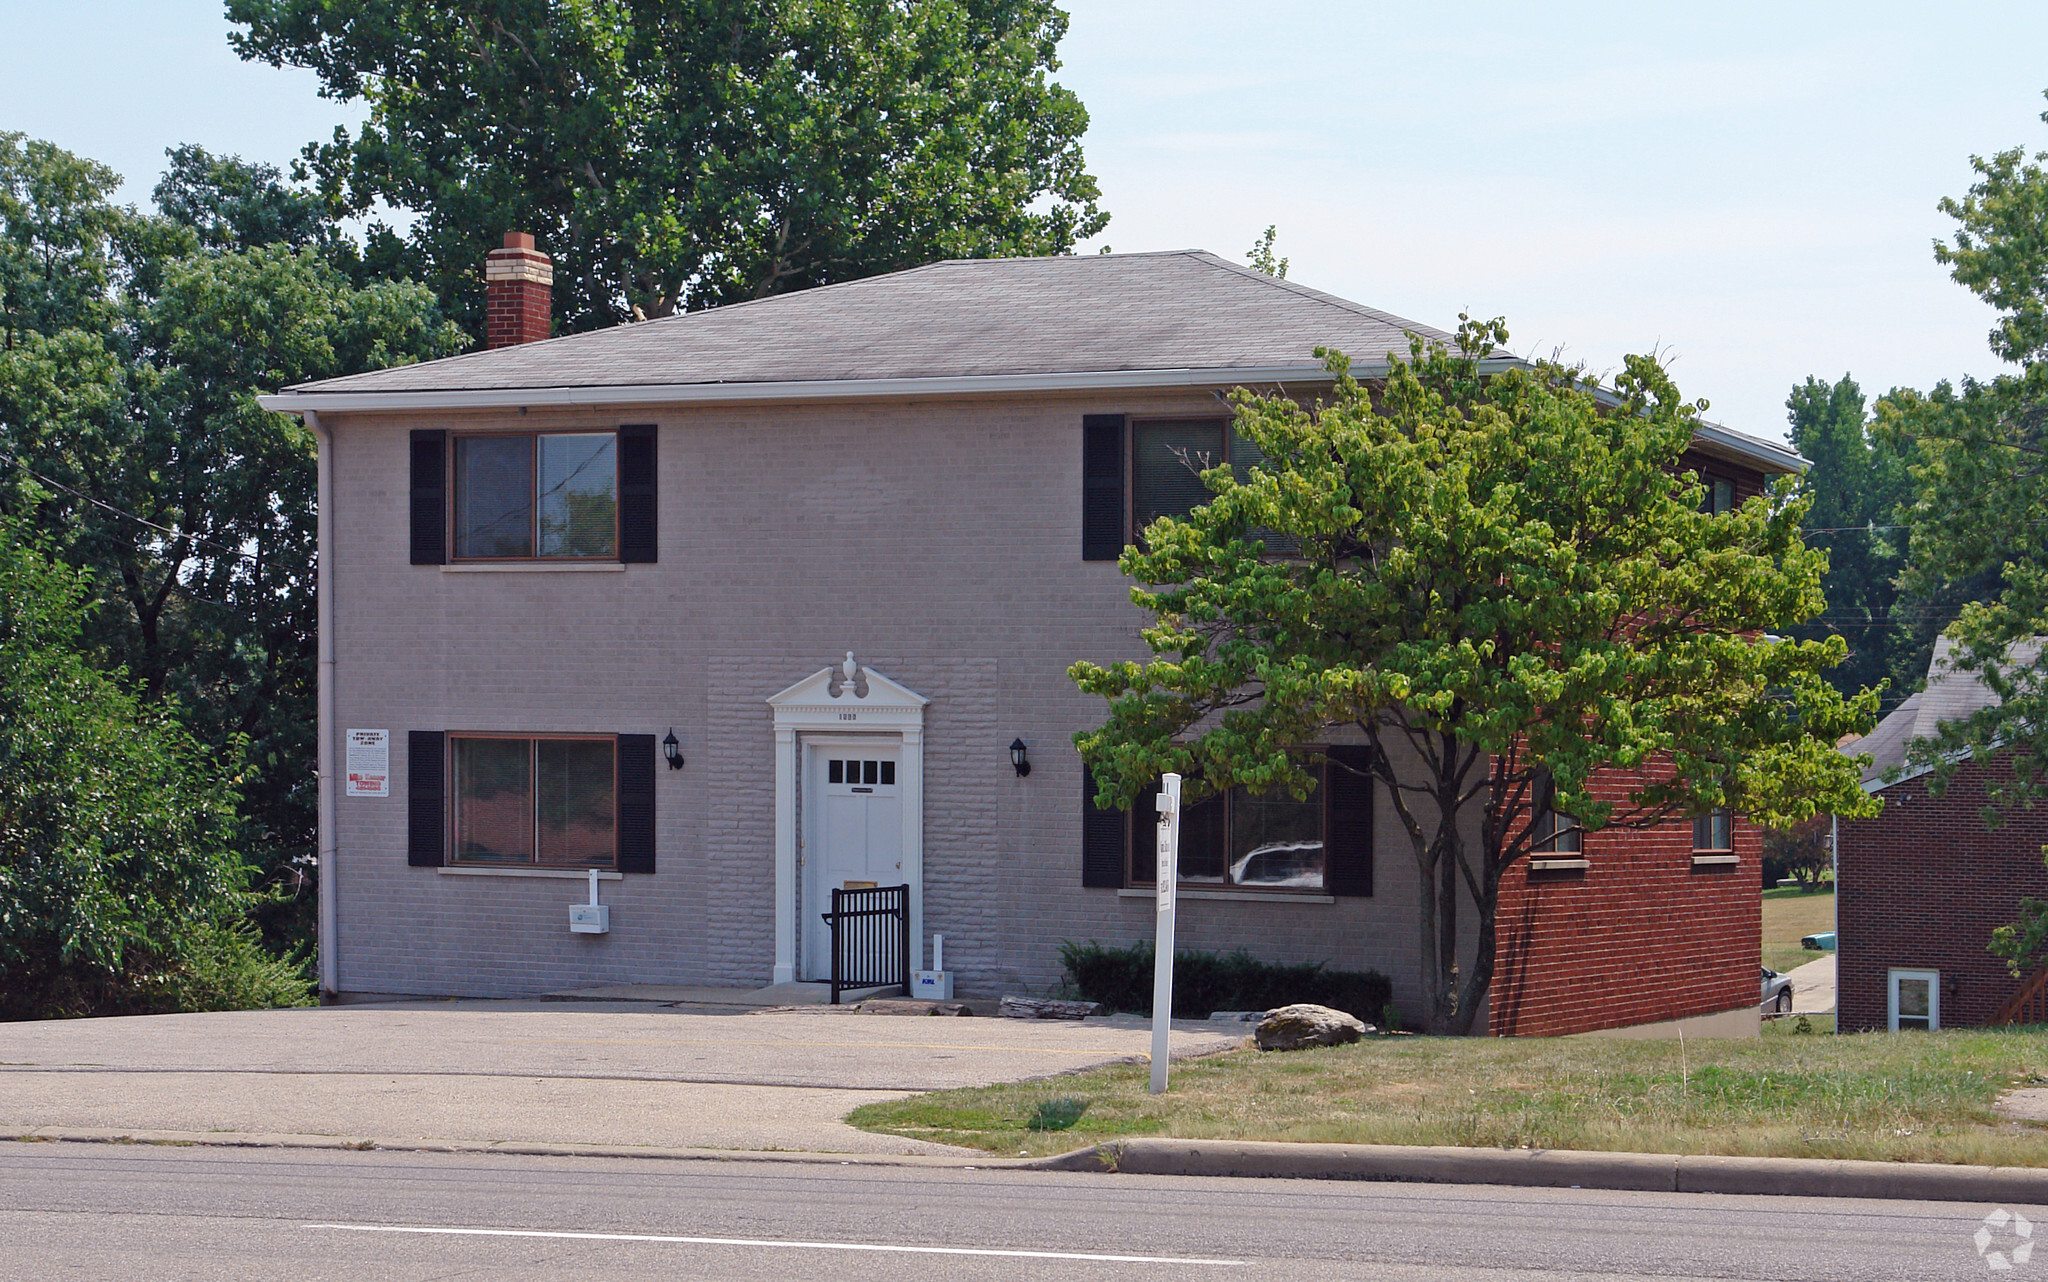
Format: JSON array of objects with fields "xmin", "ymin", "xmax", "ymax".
[
  {"xmin": 1010, "ymin": 738, "xmax": 1031, "ymax": 778},
  {"xmin": 662, "ymin": 728, "xmax": 684, "ymax": 770}
]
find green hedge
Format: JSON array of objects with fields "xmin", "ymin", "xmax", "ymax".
[{"xmin": 1058, "ymin": 940, "xmax": 1391, "ymax": 1024}]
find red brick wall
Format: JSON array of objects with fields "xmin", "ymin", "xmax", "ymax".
[
  {"xmin": 1837, "ymin": 754, "xmax": 2048, "ymax": 1031},
  {"xmin": 1489, "ymin": 767, "xmax": 1761, "ymax": 1037},
  {"xmin": 486, "ymin": 278, "xmax": 552, "ymax": 349}
]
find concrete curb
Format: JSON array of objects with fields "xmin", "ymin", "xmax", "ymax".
[
  {"xmin": 12, "ymin": 1127, "xmax": 2047, "ymax": 1203},
  {"xmin": 0, "ymin": 1127, "xmax": 998, "ymax": 1169},
  {"xmin": 1033, "ymin": 1138, "xmax": 2048, "ymax": 1203}
]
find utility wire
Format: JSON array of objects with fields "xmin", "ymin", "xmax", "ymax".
[{"xmin": 0, "ymin": 447, "xmax": 259, "ymax": 564}]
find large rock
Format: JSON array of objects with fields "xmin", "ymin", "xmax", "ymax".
[
  {"xmin": 1255, "ymin": 1003, "xmax": 1370, "ymax": 1051},
  {"xmin": 999, "ymin": 995, "xmax": 1099, "ymax": 1020}
]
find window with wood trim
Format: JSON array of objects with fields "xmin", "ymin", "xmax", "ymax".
[
  {"xmin": 452, "ymin": 431, "xmax": 618, "ymax": 560},
  {"xmin": 1692, "ymin": 808, "xmax": 1733, "ymax": 853},
  {"xmin": 1531, "ymin": 771, "xmax": 1581, "ymax": 854},
  {"xmin": 1128, "ymin": 753, "xmax": 1327, "ymax": 890},
  {"xmin": 451, "ymin": 734, "xmax": 617, "ymax": 867},
  {"xmin": 1127, "ymin": 418, "xmax": 1276, "ymax": 545},
  {"xmin": 1701, "ymin": 474, "xmax": 1736, "ymax": 515}
]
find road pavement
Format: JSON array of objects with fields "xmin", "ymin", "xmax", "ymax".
[
  {"xmin": 0, "ymin": 1140, "xmax": 2028, "ymax": 1280},
  {"xmin": 0, "ymin": 1001, "xmax": 1242, "ymax": 1154}
]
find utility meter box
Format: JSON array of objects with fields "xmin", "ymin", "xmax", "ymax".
[
  {"xmin": 912, "ymin": 970, "xmax": 952, "ymax": 1000},
  {"xmin": 569, "ymin": 903, "xmax": 610, "ymax": 934}
]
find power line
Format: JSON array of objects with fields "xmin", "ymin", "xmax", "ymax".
[{"xmin": 0, "ymin": 448, "xmax": 259, "ymax": 564}]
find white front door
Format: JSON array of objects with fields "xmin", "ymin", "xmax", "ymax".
[{"xmin": 804, "ymin": 744, "xmax": 903, "ymax": 979}]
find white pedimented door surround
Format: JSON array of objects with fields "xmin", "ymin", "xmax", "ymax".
[{"xmin": 767, "ymin": 653, "xmax": 927, "ymax": 985}]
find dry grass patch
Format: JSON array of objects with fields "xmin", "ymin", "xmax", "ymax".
[
  {"xmin": 847, "ymin": 1022, "xmax": 2048, "ymax": 1165},
  {"xmin": 1762, "ymin": 887, "xmax": 1834, "ymax": 975}
]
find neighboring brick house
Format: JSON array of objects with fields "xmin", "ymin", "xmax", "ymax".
[
  {"xmin": 258, "ymin": 239, "xmax": 1799, "ymax": 1035},
  {"xmin": 1837, "ymin": 638, "xmax": 2048, "ymax": 1032}
]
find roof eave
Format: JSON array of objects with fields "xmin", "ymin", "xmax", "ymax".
[{"xmin": 255, "ymin": 363, "xmax": 1391, "ymax": 415}]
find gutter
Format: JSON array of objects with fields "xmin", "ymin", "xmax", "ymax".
[
  {"xmin": 308, "ymin": 409, "xmax": 339, "ymax": 999},
  {"xmin": 254, "ymin": 362, "xmax": 1423, "ymax": 416},
  {"xmin": 258, "ymin": 355, "xmax": 1801, "ymax": 476}
]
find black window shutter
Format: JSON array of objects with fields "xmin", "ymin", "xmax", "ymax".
[
  {"xmin": 618, "ymin": 424, "xmax": 657, "ymax": 563},
  {"xmin": 1081, "ymin": 764, "xmax": 1128, "ymax": 887},
  {"xmin": 1081, "ymin": 414, "xmax": 1126, "ymax": 561},
  {"xmin": 407, "ymin": 731, "xmax": 446, "ymax": 866},
  {"xmin": 409, "ymin": 430, "xmax": 446, "ymax": 565},
  {"xmin": 1128, "ymin": 779, "xmax": 1158, "ymax": 884},
  {"xmin": 617, "ymin": 733, "xmax": 656, "ymax": 873},
  {"xmin": 1324, "ymin": 746, "xmax": 1374, "ymax": 896}
]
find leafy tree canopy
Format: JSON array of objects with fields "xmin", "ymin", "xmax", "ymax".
[
  {"xmin": 1073, "ymin": 322, "xmax": 1877, "ymax": 1033},
  {"xmin": 0, "ymin": 135, "xmax": 464, "ymax": 956},
  {"xmin": 0, "ymin": 514, "xmax": 309, "ymax": 1018},
  {"xmin": 226, "ymin": 0, "xmax": 1110, "ymax": 336},
  {"xmin": 1877, "ymin": 95, "xmax": 2048, "ymax": 806},
  {"xmin": 1781, "ymin": 374, "xmax": 1922, "ymax": 700}
]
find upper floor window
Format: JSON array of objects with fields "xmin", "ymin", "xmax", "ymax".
[
  {"xmin": 1692, "ymin": 808, "xmax": 1733, "ymax": 853},
  {"xmin": 1702, "ymin": 475, "xmax": 1736, "ymax": 515},
  {"xmin": 454, "ymin": 431, "xmax": 618, "ymax": 560},
  {"xmin": 1128, "ymin": 417, "xmax": 1289, "ymax": 552}
]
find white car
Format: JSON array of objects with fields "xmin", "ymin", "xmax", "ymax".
[
  {"xmin": 1228, "ymin": 841, "xmax": 1325, "ymax": 888},
  {"xmin": 1761, "ymin": 966, "xmax": 1794, "ymax": 1015}
]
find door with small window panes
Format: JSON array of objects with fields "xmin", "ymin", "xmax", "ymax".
[{"xmin": 805, "ymin": 747, "xmax": 903, "ymax": 979}]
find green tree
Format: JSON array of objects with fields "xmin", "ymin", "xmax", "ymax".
[
  {"xmin": 1782, "ymin": 374, "xmax": 1919, "ymax": 700},
  {"xmin": 0, "ymin": 132, "xmax": 128, "ymax": 344},
  {"xmin": 1880, "ymin": 93, "xmax": 2048, "ymax": 803},
  {"xmin": 0, "ymin": 137, "xmax": 465, "ymax": 954},
  {"xmin": 1072, "ymin": 322, "xmax": 1878, "ymax": 1034},
  {"xmin": 0, "ymin": 514, "xmax": 310, "ymax": 1018},
  {"xmin": 1246, "ymin": 225, "xmax": 1287, "ymax": 279},
  {"xmin": 226, "ymin": 0, "xmax": 1109, "ymax": 337}
]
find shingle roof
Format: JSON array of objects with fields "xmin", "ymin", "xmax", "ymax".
[
  {"xmin": 290, "ymin": 250, "xmax": 1449, "ymax": 394},
  {"xmin": 1843, "ymin": 635, "xmax": 2044, "ymax": 785}
]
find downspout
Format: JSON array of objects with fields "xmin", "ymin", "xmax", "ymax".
[{"xmin": 308, "ymin": 409, "xmax": 339, "ymax": 1000}]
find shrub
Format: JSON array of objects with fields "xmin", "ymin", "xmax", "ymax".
[{"xmin": 1057, "ymin": 940, "xmax": 1392, "ymax": 1024}]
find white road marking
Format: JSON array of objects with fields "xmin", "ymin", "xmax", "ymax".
[{"xmin": 304, "ymin": 1222, "xmax": 1245, "ymax": 1266}]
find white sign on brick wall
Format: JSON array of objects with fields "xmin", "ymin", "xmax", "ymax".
[{"xmin": 345, "ymin": 729, "xmax": 389, "ymax": 798}]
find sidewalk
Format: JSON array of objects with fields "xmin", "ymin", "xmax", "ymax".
[
  {"xmin": 1787, "ymin": 953, "xmax": 1836, "ymax": 1015},
  {"xmin": 0, "ymin": 1000, "xmax": 1244, "ymax": 1155}
]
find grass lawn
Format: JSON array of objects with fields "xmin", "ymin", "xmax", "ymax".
[
  {"xmin": 1762, "ymin": 886, "xmax": 1834, "ymax": 975},
  {"xmin": 847, "ymin": 1021, "xmax": 2048, "ymax": 1166}
]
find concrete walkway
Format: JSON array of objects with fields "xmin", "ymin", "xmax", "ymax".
[
  {"xmin": 1787, "ymin": 953, "xmax": 1836, "ymax": 1015},
  {"xmin": 0, "ymin": 1001, "xmax": 1244, "ymax": 1155}
]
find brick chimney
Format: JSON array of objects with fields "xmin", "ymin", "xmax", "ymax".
[{"xmin": 484, "ymin": 232, "xmax": 553, "ymax": 348}]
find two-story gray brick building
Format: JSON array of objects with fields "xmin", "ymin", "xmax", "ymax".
[{"xmin": 260, "ymin": 241, "xmax": 1801, "ymax": 1032}]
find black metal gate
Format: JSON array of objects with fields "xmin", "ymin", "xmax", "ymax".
[{"xmin": 822, "ymin": 883, "xmax": 911, "ymax": 1004}]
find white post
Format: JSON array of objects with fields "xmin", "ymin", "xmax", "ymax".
[
  {"xmin": 588, "ymin": 867, "xmax": 600, "ymax": 907},
  {"xmin": 1151, "ymin": 773, "xmax": 1181, "ymax": 1095}
]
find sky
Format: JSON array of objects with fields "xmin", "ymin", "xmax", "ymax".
[{"xmin": 5, "ymin": 2, "xmax": 2048, "ymax": 444}]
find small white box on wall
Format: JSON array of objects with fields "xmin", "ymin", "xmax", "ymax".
[
  {"xmin": 570, "ymin": 869, "xmax": 609, "ymax": 933},
  {"xmin": 912, "ymin": 970, "xmax": 952, "ymax": 1000}
]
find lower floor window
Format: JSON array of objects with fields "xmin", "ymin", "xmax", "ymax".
[
  {"xmin": 453, "ymin": 734, "xmax": 616, "ymax": 867},
  {"xmin": 1131, "ymin": 753, "xmax": 1327, "ymax": 889},
  {"xmin": 1889, "ymin": 968, "xmax": 1939, "ymax": 1032},
  {"xmin": 1532, "ymin": 771, "xmax": 1581, "ymax": 854},
  {"xmin": 1692, "ymin": 808, "xmax": 1733, "ymax": 853}
]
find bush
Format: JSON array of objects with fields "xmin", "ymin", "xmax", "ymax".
[
  {"xmin": 0, "ymin": 518, "xmax": 311, "ymax": 1019},
  {"xmin": 1058, "ymin": 940, "xmax": 1392, "ymax": 1024}
]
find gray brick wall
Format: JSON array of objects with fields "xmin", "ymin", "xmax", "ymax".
[{"xmin": 325, "ymin": 392, "xmax": 1442, "ymax": 1010}]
